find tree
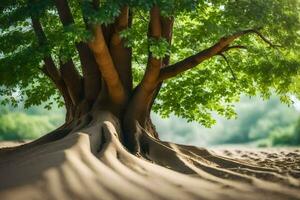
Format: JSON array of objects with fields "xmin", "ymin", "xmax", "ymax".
[{"xmin": 0, "ymin": 0, "xmax": 300, "ymax": 199}]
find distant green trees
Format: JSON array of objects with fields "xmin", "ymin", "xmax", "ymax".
[
  {"xmin": 0, "ymin": 105, "xmax": 64, "ymax": 141},
  {"xmin": 213, "ymin": 97, "xmax": 300, "ymax": 146},
  {"xmin": 293, "ymin": 120, "xmax": 300, "ymax": 144},
  {"xmin": 269, "ymin": 118, "xmax": 300, "ymax": 146},
  {"xmin": 155, "ymin": 96, "xmax": 300, "ymax": 147},
  {"xmin": 1, "ymin": 96, "xmax": 299, "ymax": 147}
]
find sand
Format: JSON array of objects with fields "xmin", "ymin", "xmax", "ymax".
[
  {"xmin": 213, "ymin": 147, "xmax": 300, "ymax": 175},
  {"xmin": 0, "ymin": 116, "xmax": 299, "ymax": 200}
]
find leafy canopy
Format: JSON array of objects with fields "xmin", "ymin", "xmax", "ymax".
[{"xmin": 0, "ymin": 0, "xmax": 300, "ymax": 127}]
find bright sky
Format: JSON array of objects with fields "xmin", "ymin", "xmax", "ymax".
[{"xmin": 291, "ymin": 96, "xmax": 300, "ymax": 111}]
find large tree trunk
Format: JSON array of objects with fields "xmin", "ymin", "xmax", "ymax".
[
  {"xmin": 1, "ymin": 3, "xmax": 299, "ymax": 199},
  {"xmin": 0, "ymin": 107, "xmax": 300, "ymax": 200}
]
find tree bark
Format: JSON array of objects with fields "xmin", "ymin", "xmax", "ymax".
[
  {"xmin": 1, "ymin": 3, "xmax": 293, "ymax": 199},
  {"xmin": 109, "ymin": 6, "xmax": 133, "ymax": 93},
  {"xmin": 54, "ymin": 0, "xmax": 101, "ymax": 103}
]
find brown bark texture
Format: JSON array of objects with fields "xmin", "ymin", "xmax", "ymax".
[{"xmin": 0, "ymin": 3, "xmax": 298, "ymax": 200}]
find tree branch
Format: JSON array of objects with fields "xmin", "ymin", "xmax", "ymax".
[
  {"xmin": 31, "ymin": 17, "xmax": 61, "ymax": 83},
  {"xmin": 148, "ymin": 16, "xmax": 174, "ymax": 114},
  {"xmin": 249, "ymin": 29, "xmax": 281, "ymax": 48},
  {"xmin": 159, "ymin": 28, "xmax": 279, "ymax": 81},
  {"xmin": 31, "ymin": 16, "xmax": 75, "ymax": 121},
  {"xmin": 139, "ymin": 5, "xmax": 162, "ymax": 92},
  {"xmin": 161, "ymin": 16, "xmax": 174, "ymax": 66},
  {"xmin": 31, "ymin": 16, "xmax": 67, "ymax": 97},
  {"xmin": 59, "ymin": 60, "xmax": 84, "ymax": 105},
  {"xmin": 148, "ymin": 5, "xmax": 162, "ymax": 39},
  {"xmin": 33, "ymin": 1, "xmax": 83, "ymax": 106},
  {"xmin": 222, "ymin": 45, "xmax": 247, "ymax": 52},
  {"xmin": 110, "ymin": 6, "xmax": 133, "ymax": 92},
  {"xmin": 76, "ymin": 43, "xmax": 102, "ymax": 101},
  {"xmin": 218, "ymin": 53, "xmax": 237, "ymax": 81},
  {"xmin": 88, "ymin": 25, "xmax": 126, "ymax": 104},
  {"xmin": 127, "ymin": 9, "xmax": 176, "ymax": 129},
  {"xmin": 125, "ymin": 6, "xmax": 169, "ymax": 128},
  {"xmin": 54, "ymin": 0, "xmax": 101, "ymax": 102}
]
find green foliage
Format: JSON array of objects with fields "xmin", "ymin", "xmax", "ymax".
[
  {"xmin": 293, "ymin": 119, "xmax": 300, "ymax": 144},
  {"xmin": 291, "ymin": 77, "xmax": 300, "ymax": 99},
  {"xmin": 268, "ymin": 125, "xmax": 296, "ymax": 146},
  {"xmin": 155, "ymin": 96, "xmax": 300, "ymax": 147},
  {"xmin": 153, "ymin": 58, "xmax": 239, "ymax": 126},
  {"xmin": 268, "ymin": 118, "xmax": 300, "ymax": 146},
  {"xmin": 215, "ymin": 97, "xmax": 299, "ymax": 144},
  {"xmin": 248, "ymin": 104, "xmax": 297, "ymax": 140},
  {"xmin": 0, "ymin": 113, "xmax": 52, "ymax": 140},
  {"xmin": 148, "ymin": 38, "xmax": 170, "ymax": 59},
  {"xmin": 152, "ymin": 0, "xmax": 300, "ymax": 126},
  {"xmin": 82, "ymin": 1, "xmax": 121, "ymax": 25},
  {"xmin": 0, "ymin": 104, "xmax": 64, "ymax": 140},
  {"xmin": 1, "ymin": 0, "xmax": 300, "ymax": 127}
]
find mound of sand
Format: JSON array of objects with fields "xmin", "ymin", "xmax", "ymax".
[{"xmin": 0, "ymin": 120, "xmax": 299, "ymax": 200}]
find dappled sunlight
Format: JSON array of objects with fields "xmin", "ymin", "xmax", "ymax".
[{"xmin": 1, "ymin": 0, "xmax": 300, "ymax": 199}]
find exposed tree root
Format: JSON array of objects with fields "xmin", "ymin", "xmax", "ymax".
[{"xmin": 0, "ymin": 112, "xmax": 299, "ymax": 200}]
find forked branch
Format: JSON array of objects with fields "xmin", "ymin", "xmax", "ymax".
[{"xmin": 158, "ymin": 28, "xmax": 279, "ymax": 81}]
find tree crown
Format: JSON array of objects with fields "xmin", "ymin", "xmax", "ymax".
[{"xmin": 1, "ymin": 0, "xmax": 300, "ymax": 126}]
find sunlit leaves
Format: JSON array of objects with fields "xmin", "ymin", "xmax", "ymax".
[
  {"xmin": 23, "ymin": 75, "xmax": 59, "ymax": 109},
  {"xmin": 149, "ymin": 38, "xmax": 170, "ymax": 59},
  {"xmin": 150, "ymin": 0, "xmax": 300, "ymax": 126},
  {"xmin": 153, "ymin": 58, "xmax": 241, "ymax": 126},
  {"xmin": 0, "ymin": 29, "xmax": 34, "ymax": 54},
  {"xmin": 82, "ymin": 0, "xmax": 121, "ymax": 25},
  {"xmin": 0, "ymin": 0, "xmax": 300, "ymax": 127}
]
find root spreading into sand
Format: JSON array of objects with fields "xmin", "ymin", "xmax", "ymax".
[{"xmin": 0, "ymin": 113, "xmax": 299, "ymax": 200}]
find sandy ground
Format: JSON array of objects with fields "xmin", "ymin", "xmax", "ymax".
[
  {"xmin": 0, "ymin": 139, "xmax": 299, "ymax": 200},
  {"xmin": 2, "ymin": 141, "xmax": 299, "ymax": 173},
  {"xmin": 212, "ymin": 148, "xmax": 300, "ymax": 173}
]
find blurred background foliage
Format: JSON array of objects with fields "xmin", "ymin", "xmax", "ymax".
[
  {"xmin": 1, "ymin": 1, "xmax": 300, "ymax": 148},
  {"xmin": 0, "ymin": 102, "xmax": 64, "ymax": 141},
  {"xmin": 0, "ymin": 95, "xmax": 299, "ymax": 147},
  {"xmin": 154, "ymin": 95, "xmax": 300, "ymax": 147},
  {"xmin": 1, "ymin": 0, "xmax": 300, "ymax": 128}
]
